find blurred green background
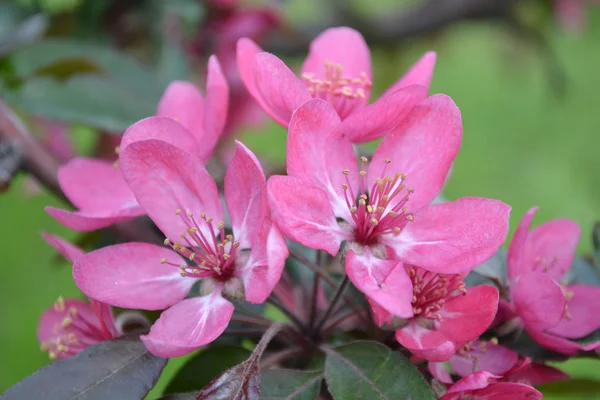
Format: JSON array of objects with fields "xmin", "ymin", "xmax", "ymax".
[{"xmin": 1, "ymin": 1, "xmax": 600, "ymax": 399}]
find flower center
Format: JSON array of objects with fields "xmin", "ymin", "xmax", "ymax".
[
  {"xmin": 162, "ymin": 209, "xmax": 239, "ymax": 282},
  {"xmin": 408, "ymin": 267, "xmax": 467, "ymax": 321},
  {"xmin": 341, "ymin": 157, "xmax": 414, "ymax": 246}
]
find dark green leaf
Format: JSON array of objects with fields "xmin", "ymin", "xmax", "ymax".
[
  {"xmin": 566, "ymin": 257, "xmax": 600, "ymax": 286},
  {"xmin": 1, "ymin": 335, "xmax": 167, "ymax": 400},
  {"xmin": 509, "ymin": 331, "xmax": 569, "ymax": 362},
  {"xmin": 593, "ymin": 222, "xmax": 600, "ymax": 251},
  {"xmin": 261, "ymin": 369, "xmax": 322, "ymax": 400},
  {"xmin": 324, "ymin": 341, "xmax": 435, "ymax": 400},
  {"xmin": 164, "ymin": 346, "xmax": 251, "ymax": 394},
  {"xmin": 539, "ymin": 379, "xmax": 600, "ymax": 396},
  {"xmin": 464, "ymin": 248, "xmax": 507, "ymax": 287}
]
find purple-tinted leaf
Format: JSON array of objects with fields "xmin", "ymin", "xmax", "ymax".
[{"xmin": 261, "ymin": 369, "xmax": 322, "ymax": 400}]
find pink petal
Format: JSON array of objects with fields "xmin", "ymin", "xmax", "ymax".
[
  {"xmin": 368, "ymin": 94, "xmax": 461, "ymax": 213},
  {"xmin": 443, "ymin": 371, "xmax": 498, "ymax": 395},
  {"xmin": 450, "ymin": 342, "xmax": 519, "ymax": 377},
  {"xmin": 512, "ymin": 271, "xmax": 566, "ymax": 331},
  {"xmin": 120, "ymin": 116, "xmax": 199, "ymax": 156},
  {"xmin": 381, "ymin": 51, "xmax": 437, "ymax": 98},
  {"xmin": 395, "ymin": 320, "xmax": 457, "ymax": 361},
  {"xmin": 41, "ymin": 232, "xmax": 85, "ymax": 263},
  {"xmin": 236, "ymin": 38, "xmax": 264, "ymax": 104},
  {"xmin": 507, "ymin": 207, "xmax": 538, "ymax": 283},
  {"xmin": 384, "ymin": 197, "xmax": 511, "ymax": 273},
  {"xmin": 341, "ymin": 85, "xmax": 428, "ymax": 143},
  {"xmin": 201, "ymin": 55, "xmax": 229, "ymax": 162},
  {"xmin": 141, "ymin": 291, "xmax": 234, "ymax": 357},
  {"xmin": 429, "ymin": 362, "xmax": 454, "ymax": 384},
  {"xmin": 523, "ymin": 218, "xmax": 581, "ymax": 282},
  {"xmin": 509, "ymin": 363, "xmax": 569, "ymax": 386},
  {"xmin": 120, "ymin": 140, "xmax": 223, "ymax": 243},
  {"xmin": 546, "ymin": 284, "xmax": 600, "ymax": 338},
  {"xmin": 287, "ymin": 99, "xmax": 356, "ymax": 219},
  {"xmin": 267, "ymin": 175, "xmax": 350, "ymax": 255},
  {"xmin": 346, "ymin": 248, "xmax": 414, "ymax": 318},
  {"xmin": 37, "ymin": 299, "xmax": 96, "ymax": 343},
  {"xmin": 252, "ymin": 52, "xmax": 312, "ymax": 126},
  {"xmin": 367, "ymin": 296, "xmax": 393, "ymax": 326},
  {"xmin": 437, "ymin": 285, "xmax": 499, "ymax": 343},
  {"xmin": 527, "ymin": 329, "xmax": 582, "ymax": 355},
  {"xmin": 224, "ymin": 141, "xmax": 268, "ymax": 249},
  {"xmin": 45, "ymin": 206, "xmax": 144, "ymax": 232},
  {"xmin": 73, "ymin": 243, "xmax": 194, "ymax": 310},
  {"xmin": 474, "ymin": 382, "xmax": 543, "ymax": 400}
]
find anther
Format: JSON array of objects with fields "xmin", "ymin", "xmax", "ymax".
[
  {"xmin": 342, "ymin": 183, "xmax": 348, "ymax": 190},
  {"xmin": 217, "ymin": 222, "xmax": 225, "ymax": 230},
  {"xmin": 359, "ymin": 170, "xmax": 367, "ymax": 177},
  {"xmin": 385, "ymin": 158, "xmax": 391, "ymax": 164},
  {"xmin": 360, "ymin": 156, "xmax": 369, "ymax": 163},
  {"xmin": 175, "ymin": 209, "xmax": 181, "ymax": 215},
  {"xmin": 342, "ymin": 169, "xmax": 350, "ymax": 175},
  {"xmin": 164, "ymin": 238, "xmax": 170, "ymax": 245},
  {"xmin": 406, "ymin": 215, "xmax": 414, "ymax": 221},
  {"xmin": 370, "ymin": 218, "xmax": 378, "ymax": 225},
  {"xmin": 160, "ymin": 258, "xmax": 167, "ymax": 264}
]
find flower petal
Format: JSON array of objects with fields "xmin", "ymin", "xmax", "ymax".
[
  {"xmin": 527, "ymin": 329, "xmax": 582, "ymax": 355},
  {"xmin": 474, "ymin": 382, "xmax": 543, "ymax": 400},
  {"xmin": 236, "ymin": 38, "xmax": 264, "ymax": 103},
  {"xmin": 449, "ymin": 342, "xmax": 519, "ymax": 377},
  {"xmin": 512, "ymin": 271, "xmax": 566, "ymax": 331},
  {"xmin": 443, "ymin": 371, "xmax": 498, "ymax": 395},
  {"xmin": 523, "ymin": 218, "xmax": 581, "ymax": 282},
  {"xmin": 428, "ymin": 362, "xmax": 454, "ymax": 384},
  {"xmin": 381, "ymin": 51, "xmax": 437, "ymax": 98},
  {"xmin": 45, "ymin": 206, "xmax": 144, "ymax": 232},
  {"xmin": 384, "ymin": 197, "xmax": 511, "ymax": 273},
  {"xmin": 507, "ymin": 207, "xmax": 538, "ymax": 283},
  {"xmin": 141, "ymin": 291, "xmax": 234, "ymax": 357},
  {"xmin": 73, "ymin": 243, "xmax": 194, "ymax": 310},
  {"xmin": 41, "ymin": 232, "xmax": 85, "ymax": 263},
  {"xmin": 120, "ymin": 140, "xmax": 223, "ymax": 242},
  {"xmin": 37, "ymin": 299, "xmax": 96, "ymax": 343},
  {"xmin": 201, "ymin": 55, "xmax": 229, "ymax": 162},
  {"xmin": 341, "ymin": 85, "xmax": 428, "ymax": 143},
  {"xmin": 120, "ymin": 116, "xmax": 199, "ymax": 156},
  {"xmin": 437, "ymin": 285, "xmax": 499, "ymax": 343},
  {"xmin": 287, "ymin": 99, "xmax": 356, "ymax": 220},
  {"xmin": 224, "ymin": 141, "xmax": 268, "ymax": 249},
  {"xmin": 346, "ymin": 248, "xmax": 414, "ymax": 318},
  {"xmin": 547, "ymin": 284, "xmax": 600, "ymax": 338},
  {"xmin": 367, "ymin": 296, "xmax": 393, "ymax": 326},
  {"xmin": 368, "ymin": 94, "xmax": 461, "ymax": 212},
  {"xmin": 268, "ymin": 175, "xmax": 350, "ymax": 255},
  {"xmin": 510, "ymin": 363, "xmax": 569, "ymax": 386},
  {"xmin": 395, "ymin": 320, "xmax": 457, "ymax": 361},
  {"xmin": 252, "ymin": 52, "xmax": 312, "ymax": 126}
]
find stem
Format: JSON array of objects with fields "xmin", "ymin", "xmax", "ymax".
[
  {"xmin": 321, "ymin": 309, "xmax": 363, "ymax": 337},
  {"xmin": 308, "ymin": 251, "xmax": 324, "ymax": 330},
  {"xmin": 313, "ymin": 276, "xmax": 350, "ymax": 334},
  {"xmin": 266, "ymin": 296, "xmax": 309, "ymax": 334},
  {"xmin": 260, "ymin": 347, "xmax": 304, "ymax": 370},
  {"xmin": 230, "ymin": 315, "xmax": 273, "ymax": 328}
]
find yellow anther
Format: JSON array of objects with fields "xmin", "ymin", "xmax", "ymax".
[
  {"xmin": 180, "ymin": 232, "xmax": 186, "ymax": 238},
  {"xmin": 394, "ymin": 227, "xmax": 401, "ymax": 234},
  {"xmin": 164, "ymin": 238, "xmax": 170, "ymax": 245},
  {"xmin": 384, "ymin": 158, "xmax": 391, "ymax": 164},
  {"xmin": 233, "ymin": 241, "xmax": 240, "ymax": 248},
  {"xmin": 57, "ymin": 344, "xmax": 68, "ymax": 352},
  {"xmin": 350, "ymin": 206, "xmax": 357, "ymax": 213},
  {"xmin": 360, "ymin": 156, "xmax": 368, "ymax": 163},
  {"xmin": 358, "ymin": 198, "xmax": 366, "ymax": 205},
  {"xmin": 200, "ymin": 213, "xmax": 206, "ymax": 218},
  {"xmin": 377, "ymin": 207, "xmax": 385, "ymax": 213},
  {"xmin": 359, "ymin": 170, "xmax": 367, "ymax": 177},
  {"xmin": 400, "ymin": 173, "xmax": 406, "ymax": 180},
  {"xmin": 226, "ymin": 234, "xmax": 233, "ymax": 241},
  {"xmin": 69, "ymin": 307, "xmax": 77, "ymax": 316},
  {"xmin": 187, "ymin": 211, "xmax": 193, "ymax": 217},
  {"xmin": 217, "ymin": 243, "xmax": 224, "ymax": 249},
  {"xmin": 367, "ymin": 205, "xmax": 373, "ymax": 213},
  {"xmin": 160, "ymin": 258, "xmax": 167, "ymax": 264},
  {"xmin": 389, "ymin": 211, "xmax": 398, "ymax": 217},
  {"xmin": 189, "ymin": 253, "xmax": 196, "ymax": 261},
  {"xmin": 54, "ymin": 296, "xmax": 65, "ymax": 312},
  {"xmin": 490, "ymin": 337, "xmax": 499, "ymax": 345},
  {"xmin": 114, "ymin": 146, "xmax": 120, "ymax": 154},
  {"xmin": 206, "ymin": 217, "xmax": 213, "ymax": 223},
  {"xmin": 217, "ymin": 222, "xmax": 225, "ymax": 230},
  {"xmin": 49, "ymin": 352, "xmax": 58, "ymax": 360},
  {"xmin": 62, "ymin": 317, "xmax": 72, "ymax": 328},
  {"xmin": 406, "ymin": 215, "xmax": 414, "ymax": 221},
  {"xmin": 175, "ymin": 209, "xmax": 182, "ymax": 215},
  {"xmin": 188, "ymin": 227, "xmax": 198, "ymax": 233},
  {"xmin": 342, "ymin": 169, "xmax": 350, "ymax": 175},
  {"xmin": 408, "ymin": 187, "xmax": 415, "ymax": 193},
  {"xmin": 180, "ymin": 271, "xmax": 187, "ymax": 277},
  {"xmin": 370, "ymin": 218, "xmax": 378, "ymax": 225},
  {"xmin": 342, "ymin": 183, "xmax": 348, "ymax": 190},
  {"xmin": 201, "ymin": 261, "xmax": 207, "ymax": 267},
  {"xmin": 223, "ymin": 254, "xmax": 231, "ymax": 260}
]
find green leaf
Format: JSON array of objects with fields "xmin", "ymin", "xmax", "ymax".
[
  {"xmin": 566, "ymin": 257, "xmax": 600, "ymax": 286},
  {"xmin": 539, "ymin": 379, "xmax": 600, "ymax": 396},
  {"xmin": 261, "ymin": 369, "xmax": 322, "ymax": 400},
  {"xmin": 324, "ymin": 341, "xmax": 435, "ymax": 400},
  {"xmin": 163, "ymin": 346, "xmax": 251, "ymax": 394}
]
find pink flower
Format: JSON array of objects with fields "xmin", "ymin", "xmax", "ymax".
[
  {"xmin": 440, "ymin": 370, "xmax": 543, "ymax": 400},
  {"xmin": 72, "ymin": 137, "xmax": 287, "ymax": 357},
  {"xmin": 503, "ymin": 207, "xmax": 600, "ymax": 354},
  {"xmin": 268, "ymin": 97, "xmax": 510, "ymax": 320},
  {"xmin": 46, "ymin": 56, "xmax": 229, "ymax": 232},
  {"xmin": 237, "ymin": 26, "xmax": 435, "ymax": 142},
  {"xmin": 554, "ymin": 0, "xmax": 599, "ymax": 31}
]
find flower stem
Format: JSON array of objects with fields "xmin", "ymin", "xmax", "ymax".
[
  {"xmin": 266, "ymin": 296, "xmax": 309, "ymax": 334},
  {"xmin": 312, "ymin": 275, "xmax": 350, "ymax": 335},
  {"xmin": 308, "ymin": 251, "xmax": 325, "ymax": 330}
]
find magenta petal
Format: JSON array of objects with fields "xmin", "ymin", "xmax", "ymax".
[
  {"xmin": 527, "ymin": 329, "xmax": 582, "ymax": 355},
  {"xmin": 141, "ymin": 291, "xmax": 234, "ymax": 357},
  {"xmin": 512, "ymin": 271, "xmax": 566, "ymax": 331},
  {"xmin": 236, "ymin": 38, "xmax": 264, "ymax": 103},
  {"xmin": 450, "ymin": 342, "xmax": 519, "ymax": 377},
  {"xmin": 341, "ymin": 85, "xmax": 428, "ymax": 144},
  {"xmin": 268, "ymin": 175, "xmax": 350, "ymax": 255},
  {"xmin": 444, "ymin": 371, "xmax": 498, "ymax": 394},
  {"xmin": 41, "ymin": 232, "xmax": 85, "ymax": 263},
  {"xmin": 523, "ymin": 218, "xmax": 581, "ymax": 282},
  {"xmin": 547, "ymin": 284, "xmax": 600, "ymax": 338},
  {"xmin": 367, "ymin": 296, "xmax": 393, "ymax": 326},
  {"xmin": 73, "ymin": 243, "xmax": 194, "ymax": 310},
  {"xmin": 346, "ymin": 248, "xmax": 414, "ymax": 318},
  {"xmin": 201, "ymin": 55, "xmax": 229, "ymax": 162},
  {"xmin": 252, "ymin": 52, "xmax": 312, "ymax": 126},
  {"xmin": 385, "ymin": 197, "xmax": 511, "ymax": 273},
  {"xmin": 510, "ymin": 363, "xmax": 569, "ymax": 386},
  {"xmin": 120, "ymin": 116, "xmax": 199, "ymax": 156},
  {"xmin": 429, "ymin": 362, "xmax": 454, "ymax": 384},
  {"xmin": 368, "ymin": 94, "xmax": 461, "ymax": 212},
  {"xmin": 395, "ymin": 321, "xmax": 457, "ymax": 361},
  {"xmin": 381, "ymin": 51, "xmax": 437, "ymax": 98},
  {"xmin": 120, "ymin": 140, "xmax": 223, "ymax": 242},
  {"xmin": 507, "ymin": 207, "xmax": 538, "ymax": 283},
  {"xmin": 474, "ymin": 382, "xmax": 543, "ymax": 400},
  {"xmin": 287, "ymin": 99, "xmax": 356, "ymax": 219},
  {"xmin": 45, "ymin": 206, "xmax": 144, "ymax": 232},
  {"xmin": 224, "ymin": 141, "xmax": 268, "ymax": 249}
]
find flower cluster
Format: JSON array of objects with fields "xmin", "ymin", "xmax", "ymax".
[{"xmin": 38, "ymin": 26, "xmax": 600, "ymax": 398}]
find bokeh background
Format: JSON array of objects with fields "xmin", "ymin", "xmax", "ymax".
[{"xmin": 1, "ymin": 0, "xmax": 599, "ymax": 398}]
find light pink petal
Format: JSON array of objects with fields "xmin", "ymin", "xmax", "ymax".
[
  {"xmin": 523, "ymin": 218, "xmax": 581, "ymax": 282},
  {"xmin": 368, "ymin": 94, "xmax": 461, "ymax": 212},
  {"xmin": 429, "ymin": 362, "xmax": 454, "ymax": 384},
  {"xmin": 527, "ymin": 329, "xmax": 582, "ymax": 355},
  {"xmin": 45, "ymin": 206, "xmax": 144, "ymax": 232},
  {"xmin": 120, "ymin": 116, "xmax": 199, "ymax": 155},
  {"xmin": 367, "ymin": 296, "xmax": 394, "ymax": 326},
  {"xmin": 341, "ymin": 85, "xmax": 428, "ymax": 143},
  {"xmin": 224, "ymin": 141, "xmax": 268, "ymax": 249},
  {"xmin": 384, "ymin": 197, "xmax": 511, "ymax": 273},
  {"xmin": 547, "ymin": 284, "xmax": 600, "ymax": 338},
  {"xmin": 437, "ymin": 285, "xmax": 499, "ymax": 343},
  {"xmin": 41, "ymin": 232, "xmax": 85, "ymax": 263},
  {"xmin": 465, "ymin": 382, "xmax": 542, "ymax": 400},
  {"xmin": 91, "ymin": 299, "xmax": 119, "ymax": 337},
  {"xmin": 395, "ymin": 320, "xmax": 457, "ymax": 362},
  {"xmin": 510, "ymin": 363, "xmax": 569, "ymax": 386},
  {"xmin": 141, "ymin": 291, "xmax": 234, "ymax": 357},
  {"xmin": 252, "ymin": 52, "xmax": 312, "ymax": 126},
  {"xmin": 120, "ymin": 140, "xmax": 223, "ymax": 242},
  {"xmin": 512, "ymin": 271, "xmax": 566, "ymax": 331},
  {"xmin": 443, "ymin": 371, "xmax": 500, "ymax": 397},
  {"xmin": 450, "ymin": 342, "xmax": 519, "ymax": 377},
  {"xmin": 381, "ymin": 52, "xmax": 437, "ymax": 98},
  {"xmin": 507, "ymin": 207, "xmax": 538, "ymax": 283},
  {"xmin": 37, "ymin": 299, "xmax": 96, "ymax": 343},
  {"xmin": 73, "ymin": 243, "xmax": 194, "ymax": 310},
  {"xmin": 236, "ymin": 38, "xmax": 264, "ymax": 104},
  {"xmin": 200, "ymin": 55, "xmax": 229, "ymax": 161},
  {"xmin": 267, "ymin": 175, "xmax": 350, "ymax": 255},
  {"xmin": 287, "ymin": 99, "xmax": 356, "ymax": 219},
  {"xmin": 346, "ymin": 248, "xmax": 413, "ymax": 318}
]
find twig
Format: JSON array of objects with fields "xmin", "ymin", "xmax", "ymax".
[
  {"xmin": 308, "ymin": 251, "xmax": 324, "ymax": 330},
  {"xmin": 313, "ymin": 276, "xmax": 350, "ymax": 335},
  {"xmin": 266, "ymin": 296, "xmax": 310, "ymax": 334},
  {"xmin": 230, "ymin": 315, "xmax": 273, "ymax": 328}
]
